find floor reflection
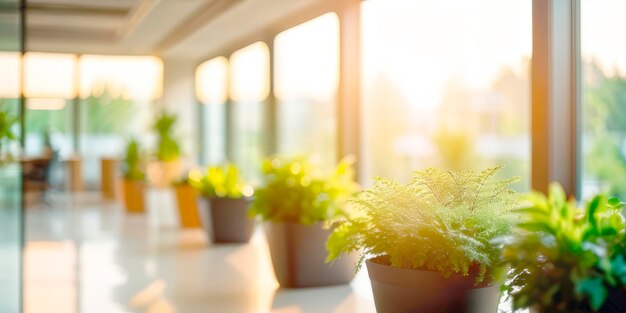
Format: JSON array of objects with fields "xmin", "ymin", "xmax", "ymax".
[{"xmin": 24, "ymin": 191, "xmax": 375, "ymax": 313}]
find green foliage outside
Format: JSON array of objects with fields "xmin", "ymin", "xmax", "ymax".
[
  {"xmin": 584, "ymin": 64, "xmax": 626, "ymax": 198},
  {"xmin": 82, "ymin": 87, "xmax": 135, "ymax": 134},
  {"xmin": 153, "ymin": 111, "xmax": 180, "ymax": 162},
  {"xmin": 432, "ymin": 128, "xmax": 475, "ymax": 171},
  {"xmin": 0, "ymin": 108, "xmax": 19, "ymax": 164},
  {"xmin": 249, "ymin": 157, "xmax": 359, "ymax": 224},
  {"xmin": 122, "ymin": 138, "xmax": 144, "ymax": 181},
  {"xmin": 326, "ymin": 166, "xmax": 520, "ymax": 283},
  {"xmin": 502, "ymin": 183, "xmax": 626, "ymax": 312},
  {"xmin": 188, "ymin": 163, "xmax": 248, "ymax": 199}
]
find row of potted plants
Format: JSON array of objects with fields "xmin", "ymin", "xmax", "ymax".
[
  {"xmin": 119, "ymin": 132, "xmax": 625, "ymax": 312},
  {"xmin": 325, "ymin": 167, "xmax": 625, "ymax": 312}
]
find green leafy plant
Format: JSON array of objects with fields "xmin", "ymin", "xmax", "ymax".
[
  {"xmin": 153, "ymin": 111, "xmax": 180, "ymax": 162},
  {"xmin": 122, "ymin": 138, "xmax": 145, "ymax": 181},
  {"xmin": 249, "ymin": 157, "xmax": 359, "ymax": 224},
  {"xmin": 502, "ymin": 183, "xmax": 626, "ymax": 313},
  {"xmin": 326, "ymin": 166, "xmax": 519, "ymax": 283},
  {"xmin": 188, "ymin": 163, "xmax": 250, "ymax": 199},
  {"xmin": 0, "ymin": 108, "xmax": 19, "ymax": 163}
]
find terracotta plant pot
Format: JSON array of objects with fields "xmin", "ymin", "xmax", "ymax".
[
  {"xmin": 264, "ymin": 222, "xmax": 356, "ymax": 288},
  {"xmin": 197, "ymin": 197, "xmax": 254, "ymax": 243},
  {"xmin": 366, "ymin": 258, "xmax": 500, "ymax": 313},
  {"xmin": 122, "ymin": 179, "xmax": 145, "ymax": 213},
  {"xmin": 100, "ymin": 158, "xmax": 118, "ymax": 200},
  {"xmin": 174, "ymin": 184, "xmax": 201, "ymax": 228}
]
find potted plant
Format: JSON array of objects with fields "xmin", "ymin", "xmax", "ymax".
[
  {"xmin": 121, "ymin": 138, "xmax": 146, "ymax": 213},
  {"xmin": 190, "ymin": 163, "xmax": 255, "ymax": 243},
  {"xmin": 172, "ymin": 171, "xmax": 202, "ymax": 228},
  {"xmin": 0, "ymin": 108, "xmax": 19, "ymax": 166},
  {"xmin": 152, "ymin": 111, "xmax": 181, "ymax": 188},
  {"xmin": 501, "ymin": 183, "xmax": 626, "ymax": 313},
  {"xmin": 326, "ymin": 166, "xmax": 520, "ymax": 312},
  {"xmin": 249, "ymin": 157, "xmax": 359, "ymax": 288}
]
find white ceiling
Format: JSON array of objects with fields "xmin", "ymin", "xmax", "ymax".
[{"xmin": 26, "ymin": 0, "xmax": 325, "ymax": 62}]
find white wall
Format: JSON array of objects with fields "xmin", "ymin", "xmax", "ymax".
[{"xmin": 161, "ymin": 56, "xmax": 199, "ymax": 167}]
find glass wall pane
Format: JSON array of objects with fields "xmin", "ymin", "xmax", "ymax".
[
  {"xmin": 361, "ymin": 0, "xmax": 532, "ymax": 189},
  {"xmin": 230, "ymin": 42, "xmax": 269, "ymax": 184},
  {"xmin": 581, "ymin": 0, "xmax": 626, "ymax": 199},
  {"xmin": 196, "ymin": 56, "xmax": 228, "ymax": 165},
  {"xmin": 0, "ymin": 0, "xmax": 23, "ymax": 311},
  {"xmin": 22, "ymin": 53, "xmax": 76, "ymax": 185},
  {"xmin": 274, "ymin": 13, "xmax": 339, "ymax": 169},
  {"xmin": 78, "ymin": 55, "xmax": 163, "ymax": 188}
]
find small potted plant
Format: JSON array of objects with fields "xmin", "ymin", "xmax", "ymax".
[
  {"xmin": 249, "ymin": 157, "xmax": 359, "ymax": 288},
  {"xmin": 172, "ymin": 171, "xmax": 202, "ymax": 228},
  {"xmin": 0, "ymin": 108, "xmax": 19, "ymax": 166},
  {"xmin": 502, "ymin": 183, "xmax": 626, "ymax": 313},
  {"xmin": 152, "ymin": 111, "xmax": 181, "ymax": 188},
  {"xmin": 326, "ymin": 166, "xmax": 520, "ymax": 312},
  {"xmin": 121, "ymin": 138, "xmax": 146, "ymax": 213},
  {"xmin": 190, "ymin": 163, "xmax": 255, "ymax": 243}
]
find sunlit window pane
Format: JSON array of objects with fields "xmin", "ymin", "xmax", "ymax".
[
  {"xmin": 78, "ymin": 55, "xmax": 163, "ymax": 187},
  {"xmin": 274, "ymin": 13, "xmax": 339, "ymax": 168},
  {"xmin": 24, "ymin": 52, "xmax": 76, "ymax": 99},
  {"xmin": 196, "ymin": 57, "xmax": 228, "ymax": 164},
  {"xmin": 230, "ymin": 42, "xmax": 269, "ymax": 183},
  {"xmin": 361, "ymin": 0, "xmax": 531, "ymax": 188},
  {"xmin": 0, "ymin": 52, "xmax": 20, "ymax": 99},
  {"xmin": 581, "ymin": 0, "xmax": 626, "ymax": 199},
  {"xmin": 79, "ymin": 55, "xmax": 163, "ymax": 100},
  {"xmin": 196, "ymin": 56, "xmax": 228, "ymax": 105},
  {"xmin": 230, "ymin": 42, "xmax": 269, "ymax": 102}
]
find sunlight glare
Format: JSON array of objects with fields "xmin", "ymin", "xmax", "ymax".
[
  {"xmin": 79, "ymin": 55, "xmax": 163, "ymax": 100},
  {"xmin": 230, "ymin": 42, "xmax": 270, "ymax": 102},
  {"xmin": 196, "ymin": 56, "xmax": 228, "ymax": 105}
]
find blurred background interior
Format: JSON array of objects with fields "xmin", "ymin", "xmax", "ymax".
[{"xmin": 1, "ymin": 0, "xmax": 625, "ymax": 312}]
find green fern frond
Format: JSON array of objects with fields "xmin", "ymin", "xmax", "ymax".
[{"xmin": 327, "ymin": 166, "xmax": 520, "ymax": 283}]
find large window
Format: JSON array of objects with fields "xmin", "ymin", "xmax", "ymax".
[
  {"xmin": 230, "ymin": 42, "xmax": 270, "ymax": 184},
  {"xmin": 78, "ymin": 55, "xmax": 163, "ymax": 187},
  {"xmin": 274, "ymin": 13, "xmax": 339, "ymax": 169},
  {"xmin": 360, "ymin": 0, "xmax": 532, "ymax": 188},
  {"xmin": 23, "ymin": 52, "xmax": 76, "ymax": 161},
  {"xmin": 580, "ymin": 0, "xmax": 626, "ymax": 199},
  {"xmin": 196, "ymin": 56, "xmax": 228, "ymax": 165}
]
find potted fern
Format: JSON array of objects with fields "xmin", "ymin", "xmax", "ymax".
[
  {"xmin": 502, "ymin": 183, "xmax": 626, "ymax": 313},
  {"xmin": 0, "ymin": 108, "xmax": 19, "ymax": 166},
  {"xmin": 152, "ymin": 111, "xmax": 181, "ymax": 188},
  {"xmin": 190, "ymin": 163, "xmax": 255, "ymax": 243},
  {"xmin": 172, "ymin": 171, "xmax": 202, "ymax": 228},
  {"xmin": 249, "ymin": 157, "xmax": 359, "ymax": 288},
  {"xmin": 121, "ymin": 138, "xmax": 146, "ymax": 213},
  {"xmin": 326, "ymin": 166, "xmax": 519, "ymax": 312}
]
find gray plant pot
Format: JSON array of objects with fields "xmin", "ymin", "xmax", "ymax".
[
  {"xmin": 366, "ymin": 258, "xmax": 500, "ymax": 313},
  {"xmin": 264, "ymin": 222, "xmax": 356, "ymax": 288},
  {"xmin": 197, "ymin": 197, "xmax": 255, "ymax": 243}
]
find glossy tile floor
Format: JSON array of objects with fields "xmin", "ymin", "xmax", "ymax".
[{"xmin": 24, "ymin": 190, "xmax": 377, "ymax": 313}]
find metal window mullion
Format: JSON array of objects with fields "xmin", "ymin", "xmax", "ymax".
[
  {"xmin": 336, "ymin": 0, "xmax": 361, "ymax": 181},
  {"xmin": 531, "ymin": 0, "xmax": 579, "ymax": 196},
  {"xmin": 265, "ymin": 36, "xmax": 277, "ymax": 157}
]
